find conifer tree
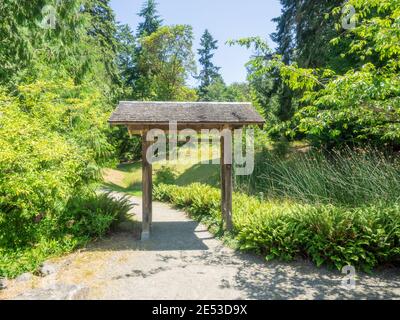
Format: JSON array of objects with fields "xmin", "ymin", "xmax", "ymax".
[
  {"xmin": 136, "ymin": 0, "xmax": 163, "ymax": 37},
  {"xmin": 197, "ymin": 29, "xmax": 221, "ymax": 100}
]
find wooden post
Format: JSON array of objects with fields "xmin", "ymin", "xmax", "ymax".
[
  {"xmin": 220, "ymin": 135, "xmax": 226, "ymax": 218},
  {"xmin": 220, "ymin": 128, "xmax": 233, "ymax": 231},
  {"xmin": 141, "ymin": 131, "xmax": 152, "ymax": 240}
]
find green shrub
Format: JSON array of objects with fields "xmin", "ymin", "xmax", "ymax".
[
  {"xmin": 0, "ymin": 192, "xmax": 133, "ymax": 278},
  {"xmin": 154, "ymin": 183, "xmax": 400, "ymax": 271},
  {"xmin": 61, "ymin": 192, "xmax": 133, "ymax": 238},
  {"xmin": 0, "ymin": 78, "xmax": 114, "ymax": 248},
  {"xmin": 154, "ymin": 166, "xmax": 178, "ymax": 185},
  {"xmin": 0, "ymin": 238, "xmax": 79, "ymax": 279},
  {"xmin": 0, "ymin": 77, "xmax": 129, "ymax": 278}
]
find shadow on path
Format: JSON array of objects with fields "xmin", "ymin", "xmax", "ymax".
[{"xmin": 82, "ymin": 193, "xmax": 400, "ymax": 300}]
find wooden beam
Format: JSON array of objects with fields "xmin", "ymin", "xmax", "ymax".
[
  {"xmin": 220, "ymin": 128, "xmax": 233, "ymax": 231},
  {"xmin": 141, "ymin": 131, "xmax": 152, "ymax": 240},
  {"xmin": 125, "ymin": 123, "xmax": 246, "ymax": 133}
]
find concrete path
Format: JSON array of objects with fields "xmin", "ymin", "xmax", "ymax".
[{"xmin": 2, "ymin": 194, "xmax": 400, "ymax": 300}]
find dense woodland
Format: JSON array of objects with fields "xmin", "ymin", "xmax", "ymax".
[{"xmin": 0, "ymin": 0, "xmax": 399, "ymax": 277}]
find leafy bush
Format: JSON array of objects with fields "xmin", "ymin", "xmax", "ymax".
[
  {"xmin": 154, "ymin": 166, "xmax": 178, "ymax": 185},
  {"xmin": 154, "ymin": 183, "xmax": 400, "ymax": 271},
  {"xmin": 61, "ymin": 192, "xmax": 133, "ymax": 238},
  {"xmin": 0, "ymin": 192, "xmax": 133, "ymax": 278},
  {"xmin": 0, "ymin": 75, "xmax": 124, "ymax": 277},
  {"xmin": 0, "ymin": 1, "xmax": 126, "ymax": 279},
  {"xmin": 0, "ymin": 78, "xmax": 114, "ymax": 248}
]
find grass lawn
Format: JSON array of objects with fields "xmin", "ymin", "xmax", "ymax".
[
  {"xmin": 102, "ymin": 144, "xmax": 220, "ymax": 195},
  {"xmin": 101, "ymin": 140, "xmax": 310, "ymax": 196}
]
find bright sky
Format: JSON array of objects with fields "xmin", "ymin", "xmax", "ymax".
[{"xmin": 110, "ymin": 0, "xmax": 282, "ymax": 86}]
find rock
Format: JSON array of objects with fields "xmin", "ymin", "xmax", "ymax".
[
  {"xmin": 38, "ymin": 263, "xmax": 58, "ymax": 277},
  {"xmin": 15, "ymin": 272, "xmax": 33, "ymax": 282},
  {"xmin": 66, "ymin": 285, "xmax": 90, "ymax": 300},
  {"xmin": 13, "ymin": 284, "xmax": 89, "ymax": 300}
]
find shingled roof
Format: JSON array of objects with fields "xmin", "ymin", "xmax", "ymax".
[{"xmin": 109, "ymin": 101, "xmax": 265, "ymax": 127}]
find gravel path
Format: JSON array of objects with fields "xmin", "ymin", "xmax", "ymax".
[{"xmin": 2, "ymin": 193, "xmax": 399, "ymax": 300}]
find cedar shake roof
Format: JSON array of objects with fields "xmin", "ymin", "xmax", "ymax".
[{"xmin": 109, "ymin": 101, "xmax": 265, "ymax": 127}]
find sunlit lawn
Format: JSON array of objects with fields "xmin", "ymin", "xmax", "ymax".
[{"xmin": 102, "ymin": 144, "xmax": 221, "ymax": 196}]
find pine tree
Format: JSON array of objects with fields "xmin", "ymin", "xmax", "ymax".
[
  {"xmin": 124, "ymin": 0, "xmax": 163, "ymax": 98},
  {"xmin": 271, "ymin": 0, "xmax": 343, "ymax": 69},
  {"xmin": 85, "ymin": 0, "xmax": 120, "ymax": 86},
  {"xmin": 116, "ymin": 23, "xmax": 137, "ymax": 89},
  {"xmin": 197, "ymin": 29, "xmax": 221, "ymax": 100},
  {"xmin": 0, "ymin": 0, "xmax": 86, "ymax": 84},
  {"xmin": 136, "ymin": 0, "xmax": 163, "ymax": 37}
]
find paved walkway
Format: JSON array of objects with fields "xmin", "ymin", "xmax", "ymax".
[{"xmin": 2, "ymin": 194, "xmax": 400, "ymax": 300}]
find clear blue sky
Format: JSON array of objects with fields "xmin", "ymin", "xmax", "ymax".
[{"xmin": 110, "ymin": 0, "xmax": 282, "ymax": 86}]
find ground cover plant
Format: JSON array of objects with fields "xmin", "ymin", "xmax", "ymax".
[{"xmin": 154, "ymin": 147, "xmax": 400, "ymax": 272}]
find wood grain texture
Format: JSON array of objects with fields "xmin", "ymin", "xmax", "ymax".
[
  {"xmin": 142, "ymin": 132, "xmax": 152, "ymax": 235},
  {"xmin": 220, "ymin": 129, "xmax": 233, "ymax": 231}
]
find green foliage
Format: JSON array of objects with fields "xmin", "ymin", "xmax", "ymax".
[
  {"xmin": 200, "ymin": 79, "xmax": 252, "ymax": 102},
  {"xmin": 0, "ymin": 0, "xmax": 86, "ymax": 84},
  {"xmin": 236, "ymin": 148, "xmax": 400, "ymax": 206},
  {"xmin": 84, "ymin": 0, "xmax": 121, "ymax": 89},
  {"xmin": 136, "ymin": 0, "xmax": 163, "ymax": 37},
  {"xmin": 0, "ymin": 238, "xmax": 79, "ymax": 279},
  {"xmin": 278, "ymin": 61, "xmax": 400, "ymax": 148},
  {"xmin": 0, "ymin": 1, "xmax": 121, "ymax": 98},
  {"xmin": 238, "ymin": 202, "xmax": 400, "ymax": 272},
  {"xmin": 61, "ymin": 192, "xmax": 133, "ymax": 238},
  {"xmin": 154, "ymin": 183, "xmax": 400, "ymax": 272},
  {"xmin": 0, "ymin": 77, "xmax": 114, "ymax": 248},
  {"xmin": 154, "ymin": 183, "xmax": 220, "ymax": 220},
  {"xmin": 154, "ymin": 166, "xmax": 178, "ymax": 185},
  {"xmin": 235, "ymin": 0, "xmax": 347, "ymax": 138},
  {"xmin": 108, "ymin": 126, "xmax": 142, "ymax": 162},
  {"xmin": 229, "ymin": 38, "xmax": 295, "ymax": 126},
  {"xmin": 234, "ymin": 0, "xmax": 400, "ymax": 149},
  {"xmin": 116, "ymin": 1, "xmax": 197, "ymax": 103},
  {"xmin": 197, "ymin": 29, "xmax": 222, "ymax": 100},
  {"xmin": 271, "ymin": 0, "xmax": 344, "ymax": 69},
  {"xmin": 136, "ymin": 25, "xmax": 197, "ymax": 101},
  {"xmin": 281, "ymin": 0, "xmax": 400, "ymax": 148},
  {"xmin": 0, "ymin": 0, "xmax": 126, "ymax": 278},
  {"xmin": 116, "ymin": 23, "xmax": 137, "ymax": 92},
  {"xmin": 0, "ymin": 192, "xmax": 133, "ymax": 278}
]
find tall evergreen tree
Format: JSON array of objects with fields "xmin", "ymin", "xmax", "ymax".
[
  {"xmin": 197, "ymin": 29, "xmax": 221, "ymax": 100},
  {"xmin": 0, "ymin": 0, "xmax": 86, "ymax": 84},
  {"xmin": 122, "ymin": 0, "xmax": 163, "ymax": 97},
  {"xmin": 136, "ymin": 0, "xmax": 163, "ymax": 37},
  {"xmin": 85, "ymin": 0, "xmax": 120, "ymax": 88},
  {"xmin": 271, "ymin": 0, "xmax": 343, "ymax": 69},
  {"xmin": 116, "ymin": 23, "xmax": 137, "ymax": 90}
]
